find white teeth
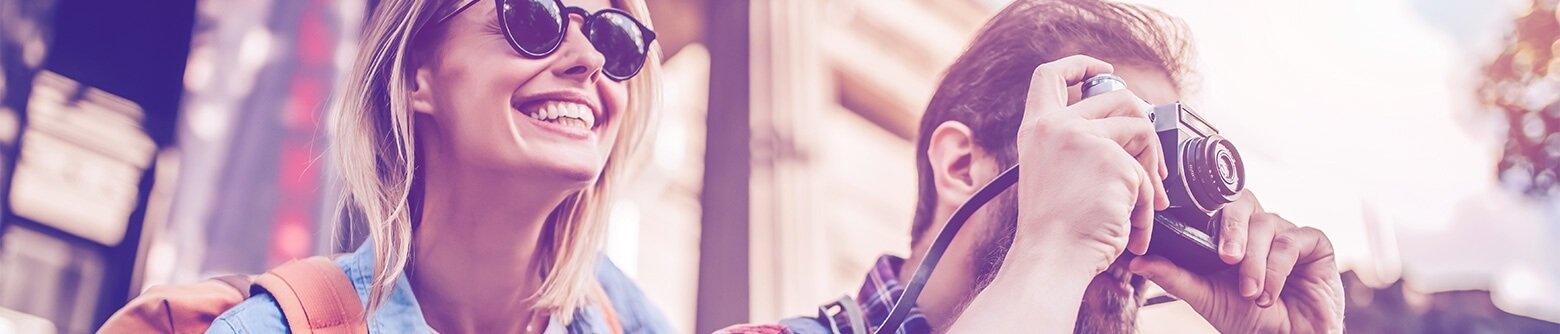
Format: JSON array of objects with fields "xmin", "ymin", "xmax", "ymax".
[
  {"xmin": 525, "ymin": 101, "xmax": 595, "ymax": 129},
  {"xmin": 576, "ymin": 105, "xmax": 594, "ymax": 129}
]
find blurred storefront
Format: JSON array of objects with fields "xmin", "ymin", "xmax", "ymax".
[{"xmin": 0, "ymin": 0, "xmax": 191, "ymax": 333}]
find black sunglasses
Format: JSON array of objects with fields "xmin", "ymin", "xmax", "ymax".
[{"xmin": 435, "ymin": 0, "xmax": 657, "ymax": 81}]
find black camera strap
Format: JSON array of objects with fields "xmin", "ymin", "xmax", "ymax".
[
  {"xmin": 873, "ymin": 165, "xmax": 1019, "ymax": 334},
  {"xmin": 870, "ymin": 164, "xmax": 1180, "ymax": 334}
]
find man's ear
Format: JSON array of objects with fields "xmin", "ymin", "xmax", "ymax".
[
  {"xmin": 410, "ymin": 64, "xmax": 437, "ymax": 115},
  {"xmin": 927, "ymin": 121, "xmax": 979, "ymax": 208}
]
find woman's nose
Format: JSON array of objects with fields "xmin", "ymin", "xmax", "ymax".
[{"xmin": 549, "ymin": 13, "xmax": 605, "ymax": 82}]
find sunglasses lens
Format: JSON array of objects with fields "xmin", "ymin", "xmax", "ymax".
[
  {"xmin": 587, "ymin": 12, "xmax": 649, "ymax": 80},
  {"xmin": 502, "ymin": 0, "xmax": 565, "ymax": 55}
]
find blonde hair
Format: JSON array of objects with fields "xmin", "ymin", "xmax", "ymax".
[{"xmin": 328, "ymin": 0, "xmax": 661, "ymax": 322}]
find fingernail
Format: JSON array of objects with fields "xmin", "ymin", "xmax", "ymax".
[
  {"xmin": 1222, "ymin": 241, "xmax": 1242, "ymax": 258},
  {"xmin": 1257, "ymin": 291, "xmax": 1273, "ymax": 307},
  {"xmin": 1135, "ymin": 269, "xmax": 1153, "ymax": 279},
  {"xmin": 1241, "ymin": 277, "xmax": 1259, "ymax": 297},
  {"xmin": 1128, "ymin": 258, "xmax": 1154, "ymax": 278}
]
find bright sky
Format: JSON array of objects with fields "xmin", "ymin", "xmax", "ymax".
[{"xmin": 1115, "ymin": 0, "xmax": 1560, "ymax": 321}]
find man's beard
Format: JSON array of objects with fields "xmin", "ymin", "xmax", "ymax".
[
  {"xmin": 967, "ymin": 189, "xmax": 1143, "ymax": 334},
  {"xmin": 1074, "ymin": 271, "xmax": 1144, "ymax": 333}
]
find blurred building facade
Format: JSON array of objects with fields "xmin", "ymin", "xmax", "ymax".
[{"xmin": 682, "ymin": 0, "xmax": 988, "ymax": 332}]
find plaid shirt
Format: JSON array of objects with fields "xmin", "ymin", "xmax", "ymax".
[{"xmin": 717, "ymin": 255, "xmax": 932, "ymax": 334}]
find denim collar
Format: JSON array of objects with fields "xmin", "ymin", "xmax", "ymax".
[{"xmin": 336, "ymin": 240, "xmax": 613, "ymax": 333}]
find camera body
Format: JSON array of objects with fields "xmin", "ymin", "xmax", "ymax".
[{"xmin": 1082, "ymin": 74, "xmax": 1245, "ymax": 274}]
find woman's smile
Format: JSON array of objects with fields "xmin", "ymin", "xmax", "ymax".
[{"xmin": 511, "ymin": 90, "xmax": 605, "ymax": 140}]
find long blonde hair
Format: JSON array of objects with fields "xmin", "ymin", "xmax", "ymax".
[{"xmin": 327, "ymin": 0, "xmax": 661, "ymax": 322}]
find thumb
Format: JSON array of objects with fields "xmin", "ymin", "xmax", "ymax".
[{"xmin": 1130, "ymin": 255, "xmax": 1214, "ymax": 308}]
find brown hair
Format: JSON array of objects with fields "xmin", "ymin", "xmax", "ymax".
[{"xmin": 910, "ymin": 0, "xmax": 1196, "ymax": 244}]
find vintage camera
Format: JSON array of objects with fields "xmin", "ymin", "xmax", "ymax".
[{"xmin": 1081, "ymin": 74, "xmax": 1245, "ymax": 274}]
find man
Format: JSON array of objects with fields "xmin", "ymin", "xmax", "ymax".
[{"xmin": 720, "ymin": 0, "xmax": 1344, "ymax": 333}]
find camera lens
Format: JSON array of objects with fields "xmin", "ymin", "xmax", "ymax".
[{"xmin": 1182, "ymin": 135, "xmax": 1245, "ymax": 211}]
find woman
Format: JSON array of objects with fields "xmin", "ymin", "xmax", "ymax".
[{"xmin": 209, "ymin": 0, "xmax": 672, "ymax": 332}]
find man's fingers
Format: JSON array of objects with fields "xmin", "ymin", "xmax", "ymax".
[
  {"xmin": 1218, "ymin": 197, "xmax": 1255, "ymax": 264},
  {"xmin": 1239, "ymin": 214, "xmax": 1276, "ymax": 300},
  {"xmin": 1256, "ymin": 225, "xmax": 1310, "ymax": 308},
  {"xmin": 1129, "ymin": 255, "xmax": 1212, "ymax": 308},
  {"xmin": 1024, "ymin": 55, "xmax": 1115, "ymax": 121},
  {"xmin": 1127, "ymin": 167, "xmax": 1154, "ymax": 256},
  {"xmin": 1088, "ymin": 117, "xmax": 1167, "ymax": 209},
  {"xmin": 1069, "ymin": 91, "xmax": 1167, "ymax": 210},
  {"xmin": 1067, "ymin": 90, "xmax": 1154, "ymax": 120},
  {"xmin": 1158, "ymin": 144, "xmax": 1169, "ymax": 183},
  {"xmin": 1259, "ymin": 226, "xmax": 1329, "ymax": 308}
]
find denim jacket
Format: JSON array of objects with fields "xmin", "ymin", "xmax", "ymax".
[{"xmin": 207, "ymin": 241, "xmax": 676, "ymax": 333}]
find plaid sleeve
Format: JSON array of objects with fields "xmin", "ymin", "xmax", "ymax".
[{"xmin": 713, "ymin": 324, "xmax": 796, "ymax": 334}]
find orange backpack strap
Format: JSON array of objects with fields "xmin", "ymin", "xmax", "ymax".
[
  {"xmin": 212, "ymin": 274, "xmax": 255, "ymax": 299},
  {"xmin": 100, "ymin": 277, "xmax": 252, "ymax": 334},
  {"xmin": 589, "ymin": 282, "xmax": 624, "ymax": 334},
  {"xmin": 252, "ymin": 256, "xmax": 368, "ymax": 334}
]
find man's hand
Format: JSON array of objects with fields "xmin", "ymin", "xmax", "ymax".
[
  {"xmin": 949, "ymin": 55, "xmax": 1171, "ymax": 333},
  {"xmin": 1129, "ymin": 191, "xmax": 1346, "ymax": 333},
  {"xmin": 1005, "ymin": 55, "xmax": 1170, "ymax": 277}
]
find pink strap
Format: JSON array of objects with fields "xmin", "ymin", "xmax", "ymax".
[{"xmin": 253, "ymin": 256, "xmax": 367, "ymax": 334}]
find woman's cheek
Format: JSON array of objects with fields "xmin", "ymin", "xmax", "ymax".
[{"xmin": 601, "ymin": 82, "xmax": 631, "ymax": 138}]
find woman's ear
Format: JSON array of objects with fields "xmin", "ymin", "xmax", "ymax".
[
  {"xmin": 927, "ymin": 121, "xmax": 978, "ymax": 208},
  {"xmin": 410, "ymin": 64, "xmax": 437, "ymax": 115}
]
